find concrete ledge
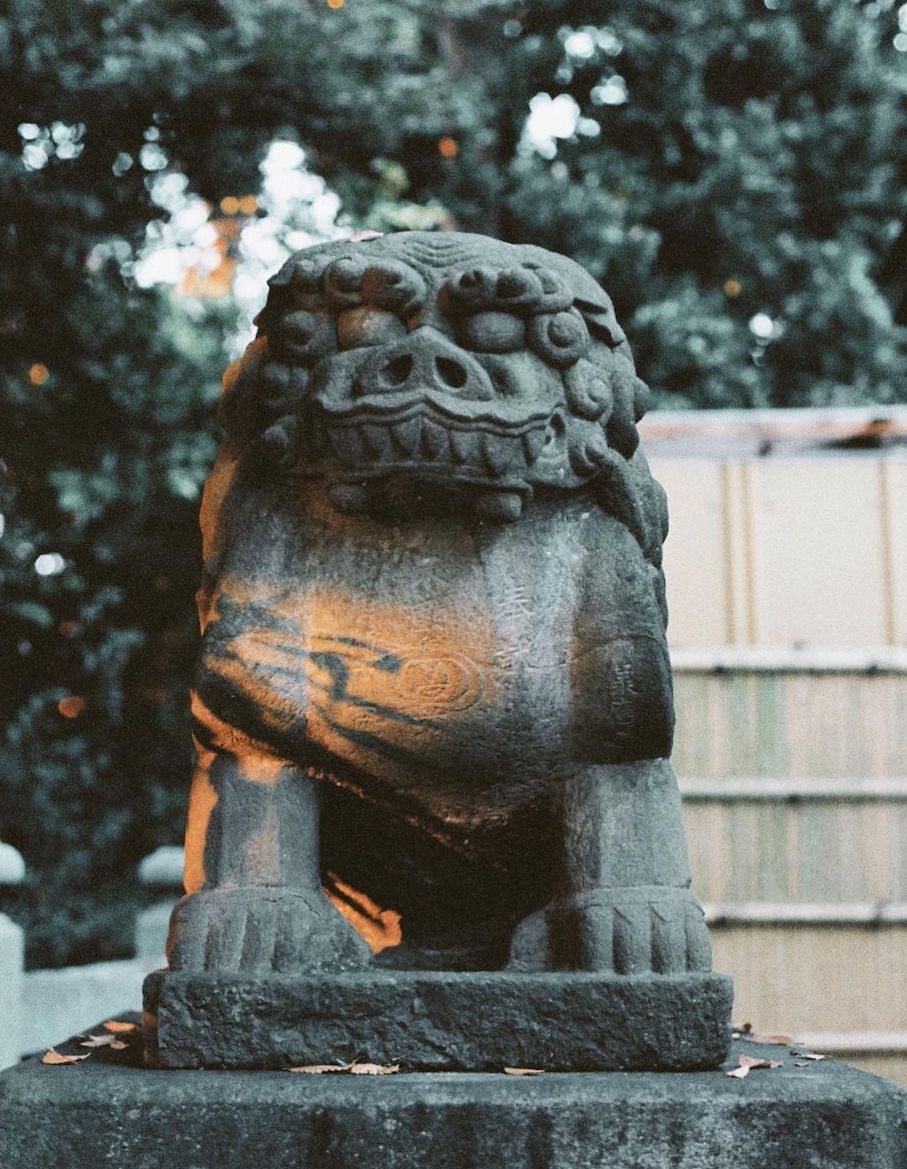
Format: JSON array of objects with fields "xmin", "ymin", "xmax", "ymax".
[
  {"xmin": 144, "ymin": 969, "xmax": 733, "ymax": 1072},
  {"xmin": 1, "ymin": 1023, "xmax": 905, "ymax": 1169}
]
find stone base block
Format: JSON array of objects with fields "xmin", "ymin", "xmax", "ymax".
[
  {"xmin": 1, "ymin": 1021, "xmax": 906, "ymax": 1169},
  {"xmin": 143, "ymin": 968, "xmax": 733, "ymax": 1071}
]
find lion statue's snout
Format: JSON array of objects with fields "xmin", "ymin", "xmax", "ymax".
[{"xmin": 354, "ymin": 327, "xmax": 494, "ymax": 403}]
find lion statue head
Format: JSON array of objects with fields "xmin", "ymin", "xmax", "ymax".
[{"xmin": 221, "ymin": 232, "xmax": 667, "ymax": 565}]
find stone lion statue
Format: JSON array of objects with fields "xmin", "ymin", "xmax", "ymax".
[{"xmin": 167, "ymin": 231, "xmax": 712, "ymax": 979}]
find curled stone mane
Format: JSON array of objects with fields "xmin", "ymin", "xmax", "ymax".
[{"xmin": 220, "ymin": 232, "xmax": 668, "ymax": 566}]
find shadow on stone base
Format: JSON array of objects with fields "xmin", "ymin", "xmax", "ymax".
[
  {"xmin": 144, "ymin": 968, "xmax": 733, "ymax": 1071},
  {"xmin": 1, "ymin": 1020, "xmax": 905, "ymax": 1169}
]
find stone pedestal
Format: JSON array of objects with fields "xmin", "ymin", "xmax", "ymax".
[
  {"xmin": 1, "ymin": 1021, "xmax": 905, "ymax": 1169},
  {"xmin": 144, "ymin": 968, "xmax": 733, "ymax": 1071}
]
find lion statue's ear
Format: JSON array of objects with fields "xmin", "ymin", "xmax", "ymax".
[{"xmin": 594, "ymin": 361, "xmax": 667, "ymax": 569}]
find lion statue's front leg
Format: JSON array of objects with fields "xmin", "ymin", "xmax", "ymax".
[{"xmin": 168, "ymin": 733, "xmax": 369, "ymax": 974}]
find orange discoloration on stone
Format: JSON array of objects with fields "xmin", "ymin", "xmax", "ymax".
[
  {"xmin": 297, "ymin": 588, "xmax": 495, "ymax": 773},
  {"xmin": 221, "ymin": 335, "xmax": 268, "ymax": 399},
  {"xmin": 325, "ymin": 875, "xmax": 403, "ymax": 954},
  {"xmin": 184, "ymin": 759, "xmax": 219, "ymax": 894},
  {"xmin": 190, "ymin": 691, "xmax": 277, "ymax": 760}
]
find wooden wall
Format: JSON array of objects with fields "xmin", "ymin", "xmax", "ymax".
[{"xmin": 651, "ymin": 456, "xmax": 907, "ymax": 650}]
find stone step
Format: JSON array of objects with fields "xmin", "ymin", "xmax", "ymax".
[{"xmin": 5, "ymin": 1023, "xmax": 906, "ymax": 1169}]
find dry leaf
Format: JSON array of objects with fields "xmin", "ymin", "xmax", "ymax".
[
  {"xmin": 349, "ymin": 1062, "xmax": 400, "ymax": 1076},
  {"xmin": 503, "ymin": 1067, "xmax": 544, "ymax": 1076},
  {"xmin": 42, "ymin": 1048, "xmax": 91, "ymax": 1066},
  {"xmin": 287, "ymin": 1061, "xmax": 399, "ymax": 1076},
  {"xmin": 731, "ymin": 1022, "xmax": 791, "ymax": 1045},
  {"xmin": 792, "ymin": 1051, "xmax": 825, "ymax": 1062},
  {"xmin": 80, "ymin": 1033, "xmax": 120, "ymax": 1048},
  {"xmin": 726, "ymin": 1054, "xmax": 783, "ymax": 1079},
  {"xmin": 103, "ymin": 1020, "xmax": 138, "ymax": 1034}
]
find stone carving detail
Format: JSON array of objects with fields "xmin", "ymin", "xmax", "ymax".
[{"xmin": 149, "ymin": 232, "xmax": 730, "ymax": 1070}]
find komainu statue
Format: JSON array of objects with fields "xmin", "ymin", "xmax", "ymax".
[{"xmin": 146, "ymin": 232, "xmax": 731, "ymax": 1071}]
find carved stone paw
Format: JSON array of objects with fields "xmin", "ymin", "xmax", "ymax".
[
  {"xmin": 508, "ymin": 886, "xmax": 712, "ymax": 975},
  {"xmin": 166, "ymin": 888, "xmax": 372, "ymax": 974}
]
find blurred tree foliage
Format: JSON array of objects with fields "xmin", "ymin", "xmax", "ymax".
[{"xmin": 2, "ymin": 0, "xmax": 905, "ymax": 965}]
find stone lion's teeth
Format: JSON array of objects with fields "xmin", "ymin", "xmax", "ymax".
[
  {"xmin": 481, "ymin": 432, "xmax": 518, "ymax": 477},
  {"xmin": 421, "ymin": 417, "xmax": 448, "ymax": 460},
  {"xmin": 448, "ymin": 429, "xmax": 478, "ymax": 465},
  {"xmin": 360, "ymin": 424, "xmax": 391, "ymax": 460},
  {"xmin": 522, "ymin": 427, "xmax": 546, "ymax": 465},
  {"xmin": 390, "ymin": 416, "xmax": 421, "ymax": 456}
]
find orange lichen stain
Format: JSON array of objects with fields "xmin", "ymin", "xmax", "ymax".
[
  {"xmin": 197, "ymin": 452, "xmax": 243, "ymax": 578},
  {"xmin": 58, "ymin": 696, "xmax": 85, "ymax": 719},
  {"xmin": 183, "ymin": 756, "xmax": 219, "ymax": 894},
  {"xmin": 437, "ymin": 137, "xmax": 459, "ymax": 159},
  {"xmin": 28, "ymin": 362, "xmax": 49, "ymax": 386},
  {"xmin": 189, "ymin": 691, "xmax": 277, "ymax": 765},
  {"xmin": 325, "ymin": 874, "xmax": 402, "ymax": 953},
  {"xmin": 326, "ymin": 0, "xmax": 344, "ymax": 8},
  {"xmin": 221, "ymin": 335, "xmax": 268, "ymax": 398},
  {"xmin": 723, "ymin": 278, "xmax": 742, "ymax": 297},
  {"xmin": 294, "ymin": 588, "xmax": 493, "ymax": 776}
]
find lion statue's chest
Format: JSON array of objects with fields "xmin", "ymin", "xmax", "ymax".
[{"xmin": 195, "ymin": 496, "xmax": 619, "ymax": 789}]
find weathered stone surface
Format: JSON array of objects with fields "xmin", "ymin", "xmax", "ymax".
[
  {"xmin": 152, "ymin": 229, "xmax": 731, "ymax": 1067},
  {"xmin": 2, "ymin": 1025, "xmax": 905, "ymax": 1169},
  {"xmin": 144, "ymin": 968, "xmax": 734, "ymax": 1071}
]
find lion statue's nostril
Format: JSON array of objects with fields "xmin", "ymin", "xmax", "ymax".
[
  {"xmin": 383, "ymin": 354, "xmax": 414, "ymax": 387},
  {"xmin": 435, "ymin": 356, "xmax": 468, "ymax": 390}
]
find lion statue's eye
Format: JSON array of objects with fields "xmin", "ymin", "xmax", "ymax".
[
  {"xmin": 528, "ymin": 309, "xmax": 589, "ymax": 367},
  {"xmin": 272, "ymin": 310, "xmax": 336, "ymax": 363},
  {"xmin": 459, "ymin": 311, "xmax": 526, "ymax": 353},
  {"xmin": 336, "ymin": 306, "xmax": 407, "ymax": 349}
]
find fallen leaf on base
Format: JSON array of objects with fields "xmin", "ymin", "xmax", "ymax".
[
  {"xmin": 103, "ymin": 1020, "xmax": 138, "ymax": 1034},
  {"xmin": 726, "ymin": 1054, "xmax": 783, "ymax": 1079},
  {"xmin": 731, "ymin": 1022, "xmax": 792, "ymax": 1045},
  {"xmin": 348, "ymin": 1062, "xmax": 400, "ymax": 1076},
  {"xmin": 791, "ymin": 1051, "xmax": 826, "ymax": 1063},
  {"xmin": 503, "ymin": 1067, "xmax": 544, "ymax": 1076},
  {"xmin": 81, "ymin": 1033, "xmax": 128, "ymax": 1049},
  {"xmin": 287, "ymin": 1062, "xmax": 399, "ymax": 1076},
  {"xmin": 42, "ymin": 1048, "xmax": 91, "ymax": 1066}
]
